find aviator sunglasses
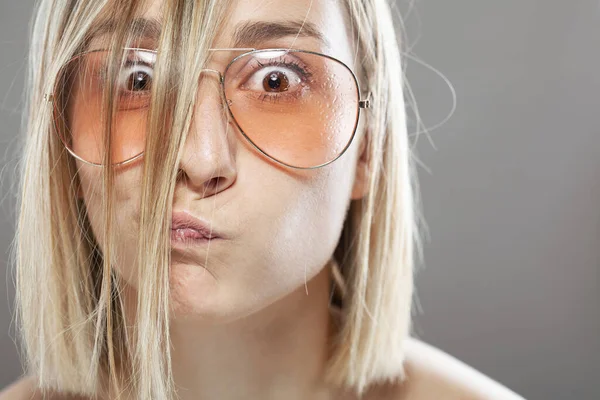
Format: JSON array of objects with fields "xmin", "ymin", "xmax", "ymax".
[{"xmin": 46, "ymin": 47, "xmax": 371, "ymax": 169}]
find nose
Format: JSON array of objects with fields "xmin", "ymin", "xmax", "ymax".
[{"xmin": 177, "ymin": 69, "xmax": 237, "ymax": 198}]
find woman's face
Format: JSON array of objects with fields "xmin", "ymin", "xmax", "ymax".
[{"xmin": 75, "ymin": 0, "xmax": 369, "ymax": 321}]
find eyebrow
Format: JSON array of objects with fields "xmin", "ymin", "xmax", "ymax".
[
  {"xmin": 232, "ymin": 19, "xmax": 329, "ymax": 48},
  {"xmin": 87, "ymin": 17, "xmax": 329, "ymax": 49},
  {"xmin": 88, "ymin": 17, "xmax": 162, "ymax": 42}
]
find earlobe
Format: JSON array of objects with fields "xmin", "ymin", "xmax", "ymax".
[{"xmin": 350, "ymin": 133, "xmax": 370, "ymax": 200}]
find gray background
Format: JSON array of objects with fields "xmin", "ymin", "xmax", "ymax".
[{"xmin": 1, "ymin": 1, "xmax": 599, "ymax": 399}]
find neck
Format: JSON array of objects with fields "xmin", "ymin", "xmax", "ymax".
[{"xmin": 119, "ymin": 260, "xmax": 350, "ymax": 400}]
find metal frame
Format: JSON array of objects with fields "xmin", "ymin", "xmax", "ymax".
[{"xmin": 46, "ymin": 47, "xmax": 372, "ymax": 169}]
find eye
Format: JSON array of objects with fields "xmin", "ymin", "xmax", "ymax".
[
  {"xmin": 263, "ymin": 70, "xmax": 291, "ymax": 92},
  {"xmin": 242, "ymin": 64, "xmax": 303, "ymax": 94},
  {"xmin": 118, "ymin": 63, "xmax": 153, "ymax": 93}
]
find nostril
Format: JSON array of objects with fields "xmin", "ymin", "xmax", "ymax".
[{"xmin": 204, "ymin": 176, "xmax": 221, "ymax": 191}]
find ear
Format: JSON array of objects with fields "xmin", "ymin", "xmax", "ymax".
[{"xmin": 350, "ymin": 131, "xmax": 370, "ymax": 200}]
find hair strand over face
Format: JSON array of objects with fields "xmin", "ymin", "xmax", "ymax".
[{"xmin": 13, "ymin": 0, "xmax": 418, "ymax": 398}]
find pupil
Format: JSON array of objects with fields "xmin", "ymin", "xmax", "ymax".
[
  {"xmin": 128, "ymin": 72, "xmax": 149, "ymax": 91},
  {"xmin": 263, "ymin": 71, "xmax": 289, "ymax": 92}
]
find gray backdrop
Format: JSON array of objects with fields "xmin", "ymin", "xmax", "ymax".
[{"xmin": 1, "ymin": 1, "xmax": 598, "ymax": 399}]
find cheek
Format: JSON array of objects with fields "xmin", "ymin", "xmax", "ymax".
[
  {"xmin": 77, "ymin": 162, "xmax": 144, "ymax": 285},
  {"xmin": 243, "ymin": 160, "xmax": 355, "ymax": 290}
]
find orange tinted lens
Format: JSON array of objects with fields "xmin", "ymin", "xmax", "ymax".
[
  {"xmin": 53, "ymin": 49, "xmax": 155, "ymax": 165},
  {"xmin": 224, "ymin": 50, "xmax": 359, "ymax": 168}
]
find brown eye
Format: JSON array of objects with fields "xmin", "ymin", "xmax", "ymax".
[
  {"xmin": 242, "ymin": 65, "xmax": 302, "ymax": 94},
  {"xmin": 263, "ymin": 71, "xmax": 290, "ymax": 92},
  {"xmin": 115, "ymin": 61, "xmax": 155, "ymax": 110},
  {"xmin": 126, "ymin": 71, "xmax": 152, "ymax": 91},
  {"xmin": 117, "ymin": 63, "xmax": 154, "ymax": 94}
]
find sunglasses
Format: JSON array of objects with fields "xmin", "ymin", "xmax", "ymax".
[{"xmin": 46, "ymin": 47, "xmax": 371, "ymax": 169}]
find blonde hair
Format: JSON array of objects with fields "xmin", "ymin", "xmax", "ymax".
[{"xmin": 12, "ymin": 0, "xmax": 419, "ymax": 398}]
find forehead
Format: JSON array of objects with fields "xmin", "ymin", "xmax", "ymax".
[{"xmin": 135, "ymin": 0, "xmax": 356, "ymax": 67}]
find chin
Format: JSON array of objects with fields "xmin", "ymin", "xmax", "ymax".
[{"xmin": 168, "ymin": 261, "xmax": 228, "ymax": 322}]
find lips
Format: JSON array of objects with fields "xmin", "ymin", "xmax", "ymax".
[{"xmin": 171, "ymin": 211, "xmax": 222, "ymax": 240}]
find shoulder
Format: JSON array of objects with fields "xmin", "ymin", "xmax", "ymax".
[
  {"xmin": 0, "ymin": 376, "xmax": 89, "ymax": 400},
  {"xmin": 0, "ymin": 375, "xmax": 43, "ymax": 400},
  {"xmin": 377, "ymin": 337, "xmax": 526, "ymax": 400}
]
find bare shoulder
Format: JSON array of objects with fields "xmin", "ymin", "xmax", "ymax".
[
  {"xmin": 0, "ymin": 376, "xmax": 88, "ymax": 400},
  {"xmin": 371, "ymin": 337, "xmax": 527, "ymax": 400},
  {"xmin": 0, "ymin": 375, "xmax": 43, "ymax": 400}
]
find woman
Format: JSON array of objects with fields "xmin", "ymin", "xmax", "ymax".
[{"xmin": 2, "ymin": 0, "xmax": 525, "ymax": 399}]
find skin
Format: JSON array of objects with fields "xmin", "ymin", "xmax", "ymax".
[
  {"xmin": 78, "ymin": 0, "xmax": 372, "ymax": 399},
  {"xmin": 0, "ymin": 339, "xmax": 528, "ymax": 400},
  {"xmin": 0, "ymin": 0, "xmax": 526, "ymax": 399}
]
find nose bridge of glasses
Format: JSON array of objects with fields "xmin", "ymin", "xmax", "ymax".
[{"xmin": 200, "ymin": 68, "xmax": 223, "ymax": 81}]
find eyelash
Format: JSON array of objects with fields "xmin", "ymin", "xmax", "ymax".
[
  {"xmin": 120, "ymin": 60, "xmax": 152, "ymax": 93},
  {"xmin": 246, "ymin": 58, "xmax": 314, "ymax": 103},
  {"xmin": 101, "ymin": 54, "xmax": 315, "ymax": 105}
]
